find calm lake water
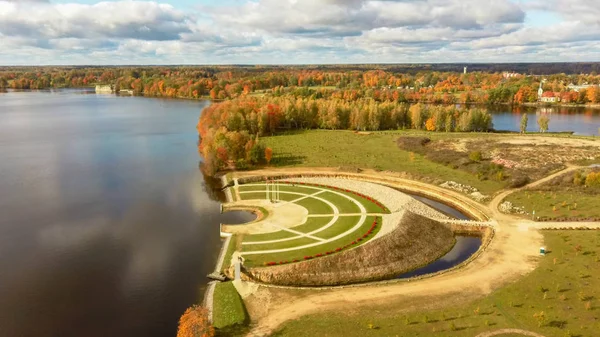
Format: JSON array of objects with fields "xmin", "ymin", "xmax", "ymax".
[
  {"xmin": 0, "ymin": 89, "xmax": 253, "ymax": 337},
  {"xmin": 486, "ymin": 105, "xmax": 600, "ymax": 136}
]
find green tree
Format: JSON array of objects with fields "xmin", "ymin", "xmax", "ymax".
[
  {"xmin": 520, "ymin": 113, "xmax": 528, "ymax": 133},
  {"xmin": 538, "ymin": 114, "xmax": 550, "ymax": 132}
]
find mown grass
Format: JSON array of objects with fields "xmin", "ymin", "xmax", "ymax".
[
  {"xmin": 242, "ymin": 217, "xmax": 334, "ymax": 243},
  {"xmin": 291, "ymin": 216, "xmax": 335, "ymax": 234},
  {"xmin": 238, "ymin": 184, "xmax": 318, "ymax": 195},
  {"xmin": 319, "ymin": 191, "xmax": 361, "ymax": 213},
  {"xmin": 220, "ymin": 235, "xmax": 240, "ymax": 273},
  {"xmin": 241, "ymin": 236, "xmax": 318, "ymax": 252},
  {"xmin": 262, "ymin": 130, "xmax": 505, "ymax": 194},
  {"xmin": 332, "ymin": 189, "xmax": 390, "ymax": 213},
  {"xmin": 314, "ymin": 216, "xmax": 361, "ymax": 240},
  {"xmin": 242, "ymin": 216, "xmax": 380, "ymax": 266},
  {"xmin": 294, "ymin": 197, "xmax": 334, "ymax": 214},
  {"xmin": 272, "ymin": 230, "xmax": 600, "ymax": 337},
  {"xmin": 242, "ymin": 229, "xmax": 298, "ymax": 243},
  {"xmin": 505, "ymin": 190, "xmax": 600, "ymax": 220},
  {"xmin": 212, "ymin": 282, "xmax": 247, "ymax": 330},
  {"xmin": 239, "ymin": 191, "xmax": 268, "ymax": 201}
]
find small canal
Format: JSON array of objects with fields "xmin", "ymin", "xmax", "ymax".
[{"xmin": 396, "ymin": 193, "xmax": 483, "ymax": 279}]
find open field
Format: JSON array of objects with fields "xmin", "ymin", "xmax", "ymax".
[
  {"xmin": 504, "ymin": 168, "xmax": 600, "ymax": 220},
  {"xmin": 262, "ymin": 130, "xmax": 600, "ymax": 197},
  {"xmin": 272, "ymin": 230, "xmax": 600, "ymax": 337},
  {"xmin": 506, "ymin": 191, "xmax": 600, "ymax": 220}
]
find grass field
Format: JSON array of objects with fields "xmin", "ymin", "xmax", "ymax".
[
  {"xmin": 212, "ymin": 282, "xmax": 247, "ymax": 330},
  {"xmin": 241, "ymin": 216, "xmax": 379, "ymax": 266},
  {"xmin": 262, "ymin": 130, "xmax": 505, "ymax": 194},
  {"xmin": 505, "ymin": 191, "xmax": 600, "ymax": 220},
  {"xmin": 272, "ymin": 230, "xmax": 600, "ymax": 337}
]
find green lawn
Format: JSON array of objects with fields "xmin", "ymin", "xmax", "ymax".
[
  {"xmin": 506, "ymin": 190, "xmax": 600, "ymax": 220},
  {"xmin": 212, "ymin": 282, "xmax": 247, "ymax": 330},
  {"xmin": 262, "ymin": 130, "xmax": 506, "ymax": 195},
  {"xmin": 294, "ymin": 196, "xmax": 334, "ymax": 214},
  {"xmin": 272, "ymin": 230, "xmax": 600, "ymax": 337},
  {"xmin": 332, "ymin": 189, "xmax": 389, "ymax": 213},
  {"xmin": 314, "ymin": 216, "xmax": 361, "ymax": 240},
  {"xmin": 239, "ymin": 191, "xmax": 268, "ymax": 201},
  {"xmin": 242, "ymin": 216, "xmax": 380, "ymax": 266},
  {"xmin": 221, "ymin": 235, "xmax": 240, "ymax": 273},
  {"xmin": 243, "ymin": 230, "xmax": 299, "ymax": 243},
  {"xmin": 239, "ymin": 184, "xmax": 318, "ymax": 195},
  {"xmin": 319, "ymin": 192, "xmax": 361, "ymax": 214},
  {"xmin": 291, "ymin": 216, "xmax": 335, "ymax": 234},
  {"xmin": 241, "ymin": 236, "xmax": 318, "ymax": 252},
  {"xmin": 238, "ymin": 184, "xmax": 269, "ymax": 192}
]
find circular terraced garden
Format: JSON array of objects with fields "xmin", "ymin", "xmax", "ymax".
[{"xmin": 224, "ymin": 180, "xmax": 393, "ymax": 267}]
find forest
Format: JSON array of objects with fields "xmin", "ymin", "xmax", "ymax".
[{"xmin": 1, "ymin": 65, "xmax": 600, "ymax": 105}]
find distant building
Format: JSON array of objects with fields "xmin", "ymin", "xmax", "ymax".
[
  {"xmin": 537, "ymin": 81, "xmax": 544, "ymax": 100},
  {"xmin": 502, "ymin": 72, "xmax": 521, "ymax": 79},
  {"xmin": 95, "ymin": 84, "xmax": 114, "ymax": 94},
  {"xmin": 464, "ymin": 66, "xmax": 467, "ymax": 74},
  {"xmin": 540, "ymin": 91, "xmax": 561, "ymax": 103},
  {"xmin": 567, "ymin": 83, "xmax": 592, "ymax": 92}
]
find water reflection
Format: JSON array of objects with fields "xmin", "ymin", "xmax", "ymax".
[{"xmin": 0, "ymin": 90, "xmax": 250, "ymax": 337}]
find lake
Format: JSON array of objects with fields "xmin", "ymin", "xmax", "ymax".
[
  {"xmin": 486, "ymin": 104, "xmax": 600, "ymax": 136},
  {"xmin": 0, "ymin": 89, "xmax": 253, "ymax": 337}
]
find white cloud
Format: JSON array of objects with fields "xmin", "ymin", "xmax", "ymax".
[{"xmin": 0, "ymin": 0, "xmax": 598, "ymax": 64}]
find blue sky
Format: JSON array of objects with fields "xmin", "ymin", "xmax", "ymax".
[{"xmin": 0, "ymin": 0, "xmax": 598, "ymax": 65}]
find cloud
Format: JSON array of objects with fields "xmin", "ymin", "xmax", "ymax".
[
  {"xmin": 0, "ymin": 0, "xmax": 598, "ymax": 64},
  {"xmin": 0, "ymin": 1, "xmax": 192, "ymax": 41},
  {"xmin": 211, "ymin": 0, "xmax": 525, "ymax": 37}
]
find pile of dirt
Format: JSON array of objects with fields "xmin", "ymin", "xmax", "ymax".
[{"xmin": 240, "ymin": 211, "xmax": 456, "ymax": 286}]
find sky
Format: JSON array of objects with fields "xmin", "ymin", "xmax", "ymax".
[{"xmin": 0, "ymin": 0, "xmax": 598, "ymax": 65}]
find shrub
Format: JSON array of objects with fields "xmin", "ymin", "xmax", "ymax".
[
  {"xmin": 509, "ymin": 174, "xmax": 530, "ymax": 188},
  {"xmin": 396, "ymin": 136, "xmax": 431, "ymax": 153},
  {"xmin": 469, "ymin": 151, "xmax": 483, "ymax": 162},
  {"xmin": 177, "ymin": 305, "xmax": 215, "ymax": 337},
  {"xmin": 585, "ymin": 171, "xmax": 600, "ymax": 187}
]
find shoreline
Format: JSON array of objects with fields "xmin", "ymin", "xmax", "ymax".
[{"xmin": 4, "ymin": 88, "xmax": 600, "ymax": 109}]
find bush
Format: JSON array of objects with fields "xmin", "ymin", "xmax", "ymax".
[
  {"xmin": 509, "ymin": 175, "xmax": 530, "ymax": 188},
  {"xmin": 396, "ymin": 136, "xmax": 430, "ymax": 153},
  {"xmin": 177, "ymin": 305, "xmax": 215, "ymax": 337},
  {"xmin": 585, "ymin": 171, "xmax": 600, "ymax": 187},
  {"xmin": 469, "ymin": 151, "xmax": 483, "ymax": 162}
]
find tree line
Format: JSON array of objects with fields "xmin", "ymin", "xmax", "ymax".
[
  {"xmin": 197, "ymin": 96, "xmax": 494, "ymax": 174},
  {"xmin": 2, "ymin": 66, "xmax": 600, "ymax": 105}
]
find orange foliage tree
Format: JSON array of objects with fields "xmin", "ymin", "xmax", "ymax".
[
  {"xmin": 425, "ymin": 117, "xmax": 436, "ymax": 131},
  {"xmin": 265, "ymin": 147, "xmax": 273, "ymax": 165},
  {"xmin": 176, "ymin": 305, "xmax": 215, "ymax": 337}
]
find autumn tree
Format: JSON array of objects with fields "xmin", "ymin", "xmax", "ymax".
[
  {"xmin": 425, "ymin": 117, "xmax": 436, "ymax": 131},
  {"xmin": 409, "ymin": 103, "xmax": 426, "ymax": 130},
  {"xmin": 537, "ymin": 114, "xmax": 550, "ymax": 132},
  {"xmin": 520, "ymin": 113, "xmax": 528, "ymax": 134},
  {"xmin": 176, "ymin": 305, "xmax": 215, "ymax": 337},
  {"xmin": 265, "ymin": 147, "xmax": 273, "ymax": 165}
]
